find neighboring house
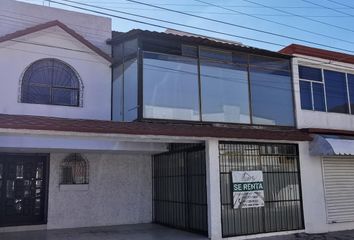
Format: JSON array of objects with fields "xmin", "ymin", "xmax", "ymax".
[
  {"xmin": 280, "ymin": 44, "xmax": 354, "ymax": 234},
  {"xmin": 0, "ymin": 1, "xmax": 351, "ymax": 240}
]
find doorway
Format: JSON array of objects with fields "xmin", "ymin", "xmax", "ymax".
[
  {"xmin": 0, "ymin": 153, "xmax": 49, "ymax": 227},
  {"xmin": 152, "ymin": 143, "xmax": 208, "ymax": 235}
]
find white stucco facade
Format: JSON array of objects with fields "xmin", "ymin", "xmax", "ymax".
[
  {"xmin": 290, "ymin": 55, "xmax": 354, "ymax": 234},
  {"xmin": 47, "ymin": 152, "xmax": 153, "ymax": 229},
  {"xmin": 0, "ymin": 0, "xmax": 111, "ymax": 54},
  {"xmin": 292, "ymin": 55, "xmax": 354, "ymax": 131},
  {"xmin": 0, "ymin": 0, "xmax": 112, "ymax": 120},
  {"xmin": 0, "ymin": 25, "xmax": 112, "ymax": 120}
]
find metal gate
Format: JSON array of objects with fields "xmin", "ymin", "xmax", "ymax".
[
  {"xmin": 322, "ymin": 157, "xmax": 354, "ymax": 223},
  {"xmin": 152, "ymin": 143, "xmax": 208, "ymax": 235},
  {"xmin": 219, "ymin": 142, "xmax": 304, "ymax": 237},
  {"xmin": 0, "ymin": 153, "xmax": 49, "ymax": 227}
]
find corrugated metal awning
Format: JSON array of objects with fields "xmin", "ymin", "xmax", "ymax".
[{"xmin": 310, "ymin": 135, "xmax": 354, "ymax": 156}]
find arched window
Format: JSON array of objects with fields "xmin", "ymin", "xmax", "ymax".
[
  {"xmin": 60, "ymin": 153, "xmax": 89, "ymax": 185},
  {"xmin": 21, "ymin": 58, "xmax": 82, "ymax": 106}
]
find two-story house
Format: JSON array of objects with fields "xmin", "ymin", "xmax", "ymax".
[
  {"xmin": 281, "ymin": 44, "xmax": 354, "ymax": 234},
  {"xmin": 2, "ymin": 1, "xmax": 350, "ymax": 240}
]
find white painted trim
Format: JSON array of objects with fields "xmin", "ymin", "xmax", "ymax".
[
  {"xmin": 59, "ymin": 184, "xmax": 89, "ymax": 191},
  {"xmin": 0, "ymin": 128, "xmax": 303, "ymax": 144},
  {"xmin": 0, "ymin": 224, "xmax": 47, "ymax": 233},
  {"xmin": 205, "ymin": 139, "xmax": 222, "ymax": 240}
]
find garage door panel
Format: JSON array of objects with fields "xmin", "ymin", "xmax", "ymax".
[{"xmin": 323, "ymin": 157, "xmax": 354, "ymax": 224}]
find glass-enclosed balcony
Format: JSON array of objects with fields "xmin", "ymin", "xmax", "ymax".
[{"xmin": 111, "ymin": 31, "xmax": 295, "ymax": 127}]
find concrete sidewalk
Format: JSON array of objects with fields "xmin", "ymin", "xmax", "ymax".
[
  {"xmin": 1, "ymin": 224, "xmax": 354, "ymax": 240},
  {"xmin": 0, "ymin": 224, "xmax": 207, "ymax": 240},
  {"xmin": 262, "ymin": 230, "xmax": 354, "ymax": 240}
]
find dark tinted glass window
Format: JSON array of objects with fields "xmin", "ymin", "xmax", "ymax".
[
  {"xmin": 348, "ymin": 74, "xmax": 354, "ymax": 114},
  {"xmin": 21, "ymin": 59, "xmax": 80, "ymax": 107},
  {"xmin": 112, "ymin": 65, "xmax": 124, "ymax": 121},
  {"xmin": 324, "ymin": 70, "xmax": 349, "ymax": 113},
  {"xmin": 52, "ymin": 89, "xmax": 79, "ymax": 106},
  {"xmin": 250, "ymin": 68, "xmax": 294, "ymax": 126},
  {"xmin": 199, "ymin": 47, "xmax": 232, "ymax": 62},
  {"xmin": 299, "ymin": 66, "xmax": 322, "ymax": 82},
  {"xmin": 312, "ymin": 82, "xmax": 326, "ymax": 111},
  {"xmin": 182, "ymin": 45, "xmax": 197, "ymax": 58},
  {"xmin": 124, "ymin": 59, "xmax": 138, "ymax": 121},
  {"xmin": 249, "ymin": 55, "xmax": 290, "ymax": 71},
  {"xmin": 232, "ymin": 52, "xmax": 248, "ymax": 65},
  {"xmin": 299, "ymin": 80, "xmax": 312, "ymax": 110}
]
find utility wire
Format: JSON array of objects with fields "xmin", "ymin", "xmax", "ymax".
[
  {"xmin": 41, "ymin": 0, "xmax": 354, "ymax": 70},
  {"xmin": 242, "ymin": 0, "xmax": 354, "ymax": 33},
  {"xmin": 325, "ymin": 0, "xmax": 354, "ymax": 9},
  {"xmin": 125, "ymin": 0, "xmax": 354, "ymax": 53},
  {"xmin": 46, "ymin": 0, "xmax": 285, "ymax": 47},
  {"xmin": 301, "ymin": 0, "xmax": 354, "ymax": 17},
  {"xmin": 194, "ymin": 0, "xmax": 354, "ymax": 45},
  {"xmin": 56, "ymin": 1, "xmax": 354, "ymax": 9}
]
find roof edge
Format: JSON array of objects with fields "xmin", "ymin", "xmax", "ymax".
[
  {"xmin": 280, "ymin": 44, "xmax": 354, "ymax": 65},
  {"xmin": 0, "ymin": 20, "xmax": 113, "ymax": 63}
]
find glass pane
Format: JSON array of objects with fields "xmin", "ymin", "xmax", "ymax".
[
  {"xmin": 313, "ymin": 82, "xmax": 326, "ymax": 111},
  {"xmin": 182, "ymin": 45, "xmax": 197, "ymax": 58},
  {"xmin": 143, "ymin": 52, "xmax": 200, "ymax": 121},
  {"xmin": 250, "ymin": 68, "xmax": 295, "ymax": 126},
  {"xmin": 6, "ymin": 180, "xmax": 15, "ymax": 198},
  {"xmin": 324, "ymin": 70, "xmax": 349, "ymax": 113},
  {"xmin": 348, "ymin": 74, "xmax": 354, "ymax": 114},
  {"xmin": 52, "ymin": 70, "xmax": 78, "ymax": 88},
  {"xmin": 52, "ymin": 88, "xmax": 79, "ymax": 106},
  {"xmin": 299, "ymin": 80, "xmax": 312, "ymax": 110},
  {"xmin": 113, "ymin": 43, "xmax": 124, "ymax": 62},
  {"xmin": 299, "ymin": 65, "xmax": 322, "ymax": 82},
  {"xmin": 16, "ymin": 165, "xmax": 24, "ymax": 179},
  {"xmin": 124, "ymin": 38, "xmax": 138, "ymax": 57},
  {"xmin": 123, "ymin": 58, "xmax": 138, "ymax": 121},
  {"xmin": 23, "ymin": 85, "xmax": 51, "ymax": 104},
  {"xmin": 249, "ymin": 55, "xmax": 290, "ymax": 71},
  {"xmin": 199, "ymin": 47, "xmax": 232, "ymax": 62},
  {"xmin": 15, "ymin": 199, "xmax": 23, "ymax": 214},
  {"xmin": 36, "ymin": 180, "xmax": 42, "ymax": 188},
  {"xmin": 36, "ymin": 163, "xmax": 43, "ymax": 179},
  {"xmin": 36, "ymin": 188, "xmax": 41, "ymax": 197},
  {"xmin": 112, "ymin": 65, "xmax": 124, "ymax": 121},
  {"xmin": 232, "ymin": 52, "xmax": 248, "ymax": 65},
  {"xmin": 200, "ymin": 61, "xmax": 250, "ymax": 123}
]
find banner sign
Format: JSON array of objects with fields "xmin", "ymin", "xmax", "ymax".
[{"xmin": 232, "ymin": 171, "xmax": 264, "ymax": 209}]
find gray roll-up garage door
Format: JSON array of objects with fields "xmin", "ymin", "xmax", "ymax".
[{"xmin": 323, "ymin": 157, "xmax": 354, "ymax": 223}]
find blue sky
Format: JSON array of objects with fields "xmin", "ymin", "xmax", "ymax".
[{"xmin": 19, "ymin": 0, "xmax": 354, "ymax": 53}]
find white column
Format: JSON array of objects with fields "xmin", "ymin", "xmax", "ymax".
[{"xmin": 205, "ymin": 139, "xmax": 222, "ymax": 240}]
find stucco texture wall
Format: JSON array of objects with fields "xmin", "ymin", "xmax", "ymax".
[
  {"xmin": 0, "ymin": 27, "xmax": 111, "ymax": 120},
  {"xmin": 47, "ymin": 153, "xmax": 152, "ymax": 229},
  {"xmin": 298, "ymin": 142, "xmax": 354, "ymax": 233},
  {"xmin": 292, "ymin": 58, "xmax": 354, "ymax": 131}
]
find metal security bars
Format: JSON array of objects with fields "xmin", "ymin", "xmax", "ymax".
[
  {"xmin": 152, "ymin": 143, "xmax": 208, "ymax": 235},
  {"xmin": 60, "ymin": 153, "xmax": 89, "ymax": 185},
  {"xmin": 219, "ymin": 142, "xmax": 304, "ymax": 237}
]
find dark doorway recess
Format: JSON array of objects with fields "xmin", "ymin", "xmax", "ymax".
[
  {"xmin": 0, "ymin": 153, "xmax": 49, "ymax": 227},
  {"xmin": 152, "ymin": 143, "xmax": 208, "ymax": 236}
]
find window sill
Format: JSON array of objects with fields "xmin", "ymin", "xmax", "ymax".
[{"xmin": 59, "ymin": 184, "xmax": 89, "ymax": 191}]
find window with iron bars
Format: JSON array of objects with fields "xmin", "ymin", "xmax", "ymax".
[{"xmin": 60, "ymin": 153, "xmax": 89, "ymax": 185}]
